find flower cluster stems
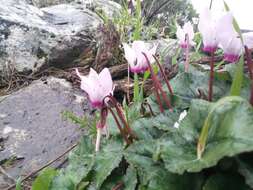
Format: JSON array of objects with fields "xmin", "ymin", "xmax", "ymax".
[
  {"xmin": 106, "ymin": 95, "xmax": 137, "ymax": 144},
  {"xmin": 142, "ymin": 53, "xmax": 172, "ymax": 112},
  {"xmin": 185, "ymin": 34, "xmax": 190, "ymax": 73},
  {"xmin": 244, "ymin": 46, "xmax": 253, "ymax": 106},
  {"xmin": 153, "ymin": 55, "xmax": 174, "ymax": 95},
  {"xmin": 208, "ymin": 51, "xmax": 215, "ymax": 102},
  {"xmin": 95, "ymin": 128, "xmax": 102, "ymax": 152}
]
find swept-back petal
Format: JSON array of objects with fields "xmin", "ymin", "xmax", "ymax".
[
  {"xmin": 123, "ymin": 43, "xmax": 137, "ymax": 67},
  {"xmin": 98, "ymin": 68, "xmax": 113, "ymax": 95},
  {"xmin": 132, "ymin": 40, "xmax": 147, "ymax": 53},
  {"xmin": 198, "ymin": 7, "xmax": 212, "ymax": 35},
  {"xmin": 217, "ymin": 12, "xmax": 234, "ymax": 42},
  {"xmin": 176, "ymin": 25, "xmax": 185, "ymax": 42},
  {"xmin": 147, "ymin": 44, "xmax": 157, "ymax": 64},
  {"xmin": 183, "ymin": 22, "xmax": 194, "ymax": 41},
  {"xmin": 243, "ymin": 32, "xmax": 253, "ymax": 49}
]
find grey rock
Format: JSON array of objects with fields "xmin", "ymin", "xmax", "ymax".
[
  {"xmin": 0, "ymin": 0, "xmax": 101, "ymax": 74},
  {"xmin": 31, "ymin": 0, "xmax": 74, "ymax": 7},
  {"xmin": 0, "ymin": 77, "xmax": 87, "ymax": 180}
]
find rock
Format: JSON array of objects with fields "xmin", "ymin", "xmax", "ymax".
[
  {"xmin": 0, "ymin": 77, "xmax": 88, "ymax": 181},
  {"xmin": 0, "ymin": 0, "xmax": 101, "ymax": 75},
  {"xmin": 31, "ymin": 0, "xmax": 74, "ymax": 7},
  {"xmin": 92, "ymin": 0, "xmax": 121, "ymax": 17}
]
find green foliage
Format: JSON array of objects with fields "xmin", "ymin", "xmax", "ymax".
[
  {"xmin": 32, "ymin": 168, "xmax": 58, "ymax": 190},
  {"xmin": 203, "ymin": 173, "xmax": 250, "ymax": 190},
  {"xmin": 230, "ymin": 55, "xmax": 245, "ymax": 96},
  {"xmin": 16, "ymin": 178, "xmax": 22, "ymax": 190}
]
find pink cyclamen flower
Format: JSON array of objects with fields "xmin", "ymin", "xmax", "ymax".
[
  {"xmin": 176, "ymin": 22, "xmax": 195, "ymax": 48},
  {"xmin": 243, "ymin": 32, "xmax": 253, "ymax": 49},
  {"xmin": 198, "ymin": 8, "xmax": 221, "ymax": 53},
  {"xmin": 76, "ymin": 68, "xmax": 114, "ymax": 109},
  {"xmin": 220, "ymin": 34, "xmax": 242, "ymax": 63},
  {"xmin": 217, "ymin": 12, "xmax": 243, "ymax": 63},
  {"xmin": 123, "ymin": 41, "xmax": 157, "ymax": 73}
]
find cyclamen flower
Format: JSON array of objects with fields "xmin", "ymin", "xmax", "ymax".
[
  {"xmin": 198, "ymin": 8, "xmax": 218, "ymax": 52},
  {"xmin": 76, "ymin": 68, "xmax": 114, "ymax": 109},
  {"xmin": 123, "ymin": 41, "xmax": 157, "ymax": 73},
  {"xmin": 220, "ymin": 34, "xmax": 242, "ymax": 63},
  {"xmin": 217, "ymin": 13, "xmax": 243, "ymax": 63},
  {"xmin": 198, "ymin": 8, "xmax": 220, "ymax": 53},
  {"xmin": 176, "ymin": 22, "xmax": 195, "ymax": 48}
]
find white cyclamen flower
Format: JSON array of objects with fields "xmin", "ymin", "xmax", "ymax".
[
  {"xmin": 76, "ymin": 68, "xmax": 114, "ymax": 108},
  {"xmin": 176, "ymin": 22, "xmax": 195, "ymax": 48},
  {"xmin": 123, "ymin": 41, "xmax": 157, "ymax": 73}
]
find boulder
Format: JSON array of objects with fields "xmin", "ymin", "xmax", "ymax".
[
  {"xmin": 0, "ymin": 0, "xmax": 122, "ymax": 77},
  {"xmin": 0, "ymin": 77, "xmax": 89, "ymax": 188}
]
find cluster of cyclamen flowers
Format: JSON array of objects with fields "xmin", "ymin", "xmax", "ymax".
[
  {"xmin": 75, "ymin": 8, "xmax": 253, "ymax": 151},
  {"xmin": 75, "ymin": 40, "xmax": 173, "ymax": 151},
  {"xmin": 177, "ymin": 8, "xmax": 250, "ymax": 63}
]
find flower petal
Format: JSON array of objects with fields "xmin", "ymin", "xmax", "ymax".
[
  {"xmin": 123, "ymin": 43, "xmax": 137, "ymax": 67},
  {"xmin": 183, "ymin": 22, "xmax": 194, "ymax": 41},
  {"xmin": 216, "ymin": 12, "xmax": 234, "ymax": 43},
  {"xmin": 243, "ymin": 32, "xmax": 253, "ymax": 49},
  {"xmin": 98, "ymin": 67, "xmax": 113, "ymax": 96},
  {"xmin": 132, "ymin": 40, "xmax": 148, "ymax": 53},
  {"xmin": 176, "ymin": 25, "xmax": 185, "ymax": 43}
]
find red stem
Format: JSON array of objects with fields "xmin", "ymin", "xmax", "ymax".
[
  {"xmin": 142, "ymin": 52, "xmax": 172, "ymax": 110},
  {"xmin": 107, "ymin": 106, "xmax": 131, "ymax": 144},
  {"xmin": 244, "ymin": 46, "xmax": 253, "ymax": 106},
  {"xmin": 208, "ymin": 51, "xmax": 215, "ymax": 102},
  {"xmin": 185, "ymin": 34, "xmax": 190, "ymax": 73},
  {"xmin": 109, "ymin": 96, "xmax": 137, "ymax": 140},
  {"xmin": 153, "ymin": 55, "xmax": 174, "ymax": 95},
  {"xmin": 142, "ymin": 53, "xmax": 164, "ymax": 112}
]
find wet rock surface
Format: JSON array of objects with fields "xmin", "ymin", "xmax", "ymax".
[
  {"xmin": 0, "ymin": 0, "xmax": 105, "ymax": 75},
  {"xmin": 0, "ymin": 77, "xmax": 87, "ymax": 188},
  {"xmin": 0, "ymin": 0, "xmax": 122, "ymax": 76}
]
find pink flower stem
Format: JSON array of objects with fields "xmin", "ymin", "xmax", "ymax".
[
  {"xmin": 141, "ymin": 53, "xmax": 164, "ymax": 112},
  {"xmin": 153, "ymin": 55, "xmax": 174, "ymax": 95},
  {"xmin": 185, "ymin": 34, "xmax": 190, "ymax": 73},
  {"xmin": 208, "ymin": 51, "xmax": 215, "ymax": 102},
  {"xmin": 95, "ymin": 128, "xmax": 102, "ymax": 152},
  {"xmin": 142, "ymin": 52, "xmax": 173, "ymax": 111},
  {"xmin": 107, "ymin": 106, "xmax": 131, "ymax": 144},
  {"xmin": 244, "ymin": 46, "xmax": 253, "ymax": 106},
  {"xmin": 108, "ymin": 95, "xmax": 137, "ymax": 140}
]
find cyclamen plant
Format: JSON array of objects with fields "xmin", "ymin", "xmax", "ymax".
[
  {"xmin": 76, "ymin": 68, "xmax": 136, "ymax": 151},
  {"xmin": 123, "ymin": 40, "xmax": 174, "ymax": 112},
  {"xmin": 176, "ymin": 22, "xmax": 195, "ymax": 72},
  {"xmin": 123, "ymin": 40, "xmax": 157, "ymax": 73}
]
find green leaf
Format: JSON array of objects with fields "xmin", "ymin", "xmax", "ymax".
[
  {"xmin": 131, "ymin": 110, "xmax": 179, "ymax": 140},
  {"xmin": 125, "ymin": 140, "xmax": 204, "ymax": 189},
  {"xmin": 50, "ymin": 136, "xmax": 95, "ymax": 190},
  {"xmin": 32, "ymin": 168, "xmax": 58, "ymax": 190},
  {"xmin": 93, "ymin": 140, "xmax": 123, "ymax": 189},
  {"xmin": 134, "ymin": 73, "xmax": 140, "ymax": 102},
  {"xmin": 230, "ymin": 55, "xmax": 245, "ymax": 96},
  {"xmin": 203, "ymin": 173, "xmax": 250, "ymax": 190},
  {"xmin": 148, "ymin": 65, "xmax": 230, "ymax": 111},
  {"xmin": 123, "ymin": 166, "xmax": 138, "ymax": 190},
  {"xmin": 16, "ymin": 177, "xmax": 22, "ymax": 190},
  {"xmin": 160, "ymin": 97, "xmax": 253, "ymax": 174},
  {"xmin": 236, "ymin": 153, "xmax": 253, "ymax": 188}
]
